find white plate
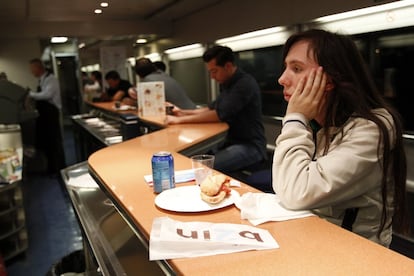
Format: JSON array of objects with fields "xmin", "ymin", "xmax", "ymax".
[{"xmin": 155, "ymin": 185, "xmax": 240, "ymax": 212}]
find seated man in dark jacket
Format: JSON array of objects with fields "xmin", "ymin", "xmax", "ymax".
[{"xmin": 166, "ymin": 46, "xmax": 266, "ymax": 173}]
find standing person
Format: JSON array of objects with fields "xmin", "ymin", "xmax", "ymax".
[
  {"xmin": 166, "ymin": 46, "xmax": 267, "ymax": 174},
  {"xmin": 29, "ymin": 58, "xmax": 65, "ymax": 174},
  {"xmin": 132, "ymin": 58, "xmax": 196, "ymax": 109},
  {"xmin": 83, "ymin": 70, "xmax": 102, "ymax": 101},
  {"xmin": 102, "ymin": 70, "xmax": 134, "ymax": 104},
  {"xmin": 273, "ymin": 29, "xmax": 407, "ymax": 247}
]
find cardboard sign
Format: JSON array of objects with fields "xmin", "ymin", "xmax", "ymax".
[
  {"xmin": 150, "ymin": 217, "xmax": 279, "ymax": 260},
  {"xmin": 137, "ymin": 81, "xmax": 165, "ymax": 117}
]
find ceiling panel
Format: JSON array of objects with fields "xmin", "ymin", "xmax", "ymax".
[
  {"xmin": 0, "ymin": 0, "xmax": 223, "ymax": 40},
  {"xmin": 151, "ymin": 0, "xmax": 222, "ymax": 21},
  {"xmin": 0, "ymin": 0, "xmax": 27, "ymax": 21},
  {"xmin": 27, "ymin": 0, "xmax": 176, "ymax": 21}
]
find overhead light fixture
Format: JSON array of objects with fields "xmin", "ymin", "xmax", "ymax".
[
  {"xmin": 216, "ymin": 27, "xmax": 291, "ymax": 51},
  {"xmin": 50, "ymin": 36, "xmax": 68, "ymax": 43},
  {"xmin": 144, "ymin": 53, "xmax": 161, "ymax": 61},
  {"xmin": 136, "ymin": 38, "xmax": 148, "ymax": 44},
  {"xmin": 78, "ymin": 43, "xmax": 86, "ymax": 49},
  {"xmin": 94, "ymin": 9, "xmax": 102, "ymax": 14},
  {"xmin": 100, "ymin": 2, "xmax": 109, "ymax": 8},
  {"xmin": 313, "ymin": 0, "xmax": 414, "ymax": 35},
  {"xmin": 165, "ymin": 43, "xmax": 205, "ymax": 61}
]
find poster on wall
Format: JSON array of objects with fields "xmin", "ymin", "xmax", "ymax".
[{"xmin": 99, "ymin": 46, "xmax": 127, "ymax": 81}]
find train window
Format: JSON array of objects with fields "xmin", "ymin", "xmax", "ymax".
[
  {"xmin": 235, "ymin": 46, "xmax": 287, "ymax": 117},
  {"xmin": 355, "ymin": 27, "xmax": 414, "ymax": 132},
  {"xmin": 169, "ymin": 57, "xmax": 209, "ymax": 105}
]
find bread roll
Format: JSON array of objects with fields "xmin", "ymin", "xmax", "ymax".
[
  {"xmin": 199, "ymin": 174, "xmax": 230, "ymax": 204},
  {"xmin": 200, "ymin": 174, "xmax": 227, "ymax": 196},
  {"xmin": 200, "ymin": 190, "xmax": 227, "ymax": 204}
]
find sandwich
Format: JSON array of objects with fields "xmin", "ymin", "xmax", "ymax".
[{"xmin": 200, "ymin": 174, "xmax": 231, "ymax": 204}]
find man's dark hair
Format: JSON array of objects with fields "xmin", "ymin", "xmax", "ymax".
[
  {"xmin": 135, "ymin": 58, "xmax": 156, "ymax": 78},
  {"xmin": 202, "ymin": 46, "xmax": 235, "ymax": 66},
  {"xmin": 29, "ymin": 58, "xmax": 44, "ymax": 67},
  {"xmin": 105, "ymin": 70, "xmax": 120, "ymax": 80},
  {"xmin": 91, "ymin": 70, "xmax": 102, "ymax": 81},
  {"xmin": 153, "ymin": 61, "xmax": 166, "ymax": 72}
]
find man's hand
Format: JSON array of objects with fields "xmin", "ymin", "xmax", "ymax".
[
  {"xmin": 122, "ymin": 97, "xmax": 136, "ymax": 106},
  {"xmin": 286, "ymin": 67, "xmax": 328, "ymax": 121},
  {"xmin": 165, "ymin": 115, "xmax": 182, "ymax": 125}
]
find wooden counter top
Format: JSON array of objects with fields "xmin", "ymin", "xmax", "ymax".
[{"xmin": 88, "ymin": 102, "xmax": 414, "ymax": 275}]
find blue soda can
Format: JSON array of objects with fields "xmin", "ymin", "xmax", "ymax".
[{"xmin": 152, "ymin": 151, "xmax": 175, "ymax": 194}]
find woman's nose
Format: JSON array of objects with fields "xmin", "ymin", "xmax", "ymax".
[{"xmin": 278, "ymin": 71, "xmax": 288, "ymax": 86}]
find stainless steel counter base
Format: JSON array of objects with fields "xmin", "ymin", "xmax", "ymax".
[{"xmin": 61, "ymin": 162, "xmax": 168, "ymax": 276}]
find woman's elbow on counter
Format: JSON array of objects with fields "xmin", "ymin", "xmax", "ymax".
[{"xmin": 277, "ymin": 193, "xmax": 313, "ymax": 211}]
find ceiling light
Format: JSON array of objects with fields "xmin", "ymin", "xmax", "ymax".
[
  {"xmin": 165, "ymin": 43, "xmax": 205, "ymax": 61},
  {"xmin": 144, "ymin": 53, "xmax": 161, "ymax": 61},
  {"xmin": 78, "ymin": 43, "xmax": 86, "ymax": 49},
  {"xmin": 94, "ymin": 9, "xmax": 102, "ymax": 14},
  {"xmin": 313, "ymin": 0, "xmax": 414, "ymax": 34},
  {"xmin": 50, "ymin": 36, "xmax": 68, "ymax": 43},
  {"xmin": 216, "ymin": 27, "xmax": 291, "ymax": 51},
  {"xmin": 100, "ymin": 2, "xmax": 109, "ymax": 8},
  {"xmin": 136, "ymin": 38, "xmax": 148, "ymax": 44},
  {"xmin": 165, "ymin": 43, "xmax": 203, "ymax": 54}
]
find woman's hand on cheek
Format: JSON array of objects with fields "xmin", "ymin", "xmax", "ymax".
[{"xmin": 286, "ymin": 67, "xmax": 327, "ymax": 121}]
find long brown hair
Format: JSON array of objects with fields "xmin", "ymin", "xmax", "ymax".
[{"xmin": 282, "ymin": 29, "xmax": 407, "ymax": 236}]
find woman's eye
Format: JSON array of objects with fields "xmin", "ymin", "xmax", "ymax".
[{"xmin": 293, "ymin": 66, "xmax": 302, "ymax": 73}]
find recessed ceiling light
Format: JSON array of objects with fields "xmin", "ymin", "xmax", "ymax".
[
  {"xmin": 100, "ymin": 2, "xmax": 109, "ymax": 8},
  {"xmin": 136, "ymin": 38, "xmax": 148, "ymax": 44},
  {"xmin": 78, "ymin": 43, "xmax": 86, "ymax": 49},
  {"xmin": 50, "ymin": 36, "xmax": 68, "ymax": 43},
  {"xmin": 94, "ymin": 9, "xmax": 102, "ymax": 14}
]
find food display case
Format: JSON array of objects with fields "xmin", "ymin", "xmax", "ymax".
[
  {"xmin": 71, "ymin": 108, "xmax": 161, "ymax": 163},
  {"xmin": 0, "ymin": 125, "xmax": 27, "ymax": 262}
]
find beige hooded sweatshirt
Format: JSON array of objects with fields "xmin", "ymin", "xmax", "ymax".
[{"xmin": 273, "ymin": 108, "xmax": 395, "ymax": 247}]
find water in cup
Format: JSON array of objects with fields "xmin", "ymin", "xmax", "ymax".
[{"xmin": 191, "ymin": 154, "xmax": 215, "ymax": 185}]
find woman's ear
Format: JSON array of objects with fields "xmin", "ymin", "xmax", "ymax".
[{"xmin": 325, "ymin": 77, "xmax": 334, "ymax": 92}]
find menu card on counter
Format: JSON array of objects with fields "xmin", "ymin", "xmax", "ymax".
[{"xmin": 137, "ymin": 81, "xmax": 165, "ymax": 117}]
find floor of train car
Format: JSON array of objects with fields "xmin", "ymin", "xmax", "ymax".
[{"xmin": 4, "ymin": 120, "xmax": 414, "ymax": 276}]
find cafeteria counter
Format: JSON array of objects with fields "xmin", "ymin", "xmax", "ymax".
[
  {"xmin": 66, "ymin": 101, "xmax": 414, "ymax": 275},
  {"xmin": 85, "ymin": 108, "xmax": 413, "ymax": 275}
]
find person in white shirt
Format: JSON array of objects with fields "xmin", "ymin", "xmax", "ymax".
[
  {"xmin": 273, "ymin": 29, "xmax": 407, "ymax": 247},
  {"xmin": 29, "ymin": 58, "xmax": 65, "ymax": 173},
  {"xmin": 83, "ymin": 70, "xmax": 102, "ymax": 101}
]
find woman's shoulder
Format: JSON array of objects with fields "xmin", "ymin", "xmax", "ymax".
[{"xmin": 340, "ymin": 108, "xmax": 395, "ymax": 141}]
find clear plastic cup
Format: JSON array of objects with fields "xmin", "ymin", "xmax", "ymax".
[{"xmin": 191, "ymin": 154, "xmax": 215, "ymax": 185}]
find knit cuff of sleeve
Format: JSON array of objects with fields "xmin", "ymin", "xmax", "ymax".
[{"xmin": 282, "ymin": 113, "xmax": 309, "ymax": 129}]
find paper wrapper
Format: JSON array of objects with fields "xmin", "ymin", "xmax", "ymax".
[{"xmin": 150, "ymin": 217, "xmax": 279, "ymax": 260}]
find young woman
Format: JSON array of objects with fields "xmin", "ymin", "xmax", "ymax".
[{"xmin": 273, "ymin": 29, "xmax": 407, "ymax": 247}]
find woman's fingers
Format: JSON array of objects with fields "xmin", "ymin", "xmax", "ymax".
[
  {"xmin": 292, "ymin": 76, "xmax": 306, "ymax": 99},
  {"xmin": 302, "ymin": 68, "xmax": 317, "ymax": 96},
  {"xmin": 286, "ymin": 66, "xmax": 328, "ymax": 120}
]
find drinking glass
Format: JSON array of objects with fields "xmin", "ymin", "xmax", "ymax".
[{"xmin": 191, "ymin": 154, "xmax": 215, "ymax": 185}]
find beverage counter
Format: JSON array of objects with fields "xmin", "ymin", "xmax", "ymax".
[{"xmin": 82, "ymin": 102, "xmax": 414, "ymax": 275}]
